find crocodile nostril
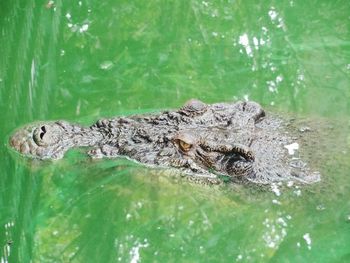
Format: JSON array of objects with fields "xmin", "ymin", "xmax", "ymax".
[
  {"xmin": 242, "ymin": 102, "xmax": 247, "ymax": 111},
  {"xmin": 40, "ymin": 126, "xmax": 46, "ymax": 139}
]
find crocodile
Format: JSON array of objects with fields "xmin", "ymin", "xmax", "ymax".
[{"xmin": 9, "ymin": 99, "xmax": 320, "ymax": 184}]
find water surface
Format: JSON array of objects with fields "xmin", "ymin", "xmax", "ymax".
[{"xmin": 1, "ymin": 0, "xmax": 350, "ymax": 262}]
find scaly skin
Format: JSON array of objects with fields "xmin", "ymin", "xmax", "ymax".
[{"xmin": 9, "ymin": 99, "xmax": 320, "ymax": 184}]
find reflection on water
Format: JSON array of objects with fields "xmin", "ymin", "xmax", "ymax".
[
  {"xmin": 1, "ymin": 222, "xmax": 14, "ymax": 263},
  {"xmin": 1, "ymin": 0, "xmax": 350, "ymax": 262}
]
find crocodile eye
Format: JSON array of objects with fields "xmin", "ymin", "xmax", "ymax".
[{"xmin": 178, "ymin": 140, "xmax": 192, "ymax": 152}]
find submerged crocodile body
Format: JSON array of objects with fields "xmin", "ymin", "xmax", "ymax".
[{"xmin": 9, "ymin": 99, "xmax": 320, "ymax": 184}]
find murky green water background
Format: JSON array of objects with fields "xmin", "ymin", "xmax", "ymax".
[{"xmin": 1, "ymin": 0, "xmax": 350, "ymax": 262}]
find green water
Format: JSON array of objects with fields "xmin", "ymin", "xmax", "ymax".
[{"xmin": 1, "ymin": 0, "xmax": 350, "ymax": 262}]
